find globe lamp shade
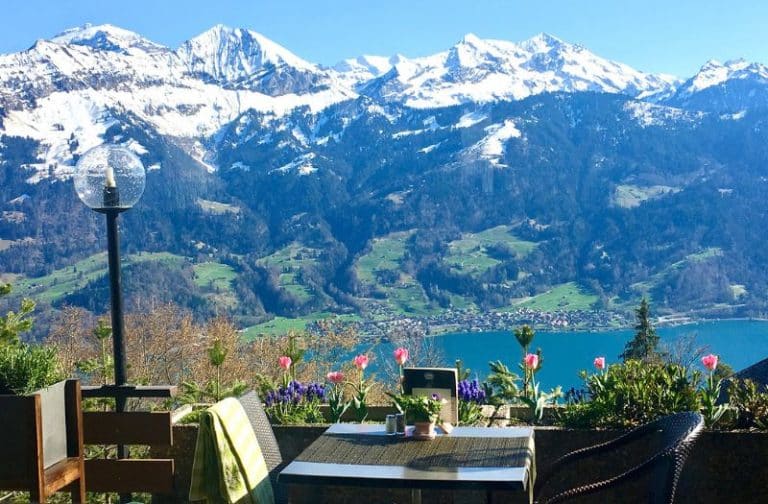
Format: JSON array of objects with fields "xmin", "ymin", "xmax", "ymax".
[{"xmin": 74, "ymin": 145, "xmax": 145, "ymax": 211}]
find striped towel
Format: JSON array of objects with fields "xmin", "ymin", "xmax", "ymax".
[{"xmin": 189, "ymin": 398, "xmax": 275, "ymax": 504}]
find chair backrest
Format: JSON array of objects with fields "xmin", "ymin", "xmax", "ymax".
[
  {"xmin": 238, "ymin": 391, "xmax": 284, "ymax": 472},
  {"xmin": 534, "ymin": 411, "xmax": 704, "ymax": 504},
  {"xmin": 402, "ymin": 367, "xmax": 459, "ymax": 424},
  {"xmin": 238, "ymin": 391, "xmax": 287, "ymax": 504}
]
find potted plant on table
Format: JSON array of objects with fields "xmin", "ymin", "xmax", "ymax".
[{"xmin": 391, "ymin": 393, "xmax": 446, "ymax": 440}]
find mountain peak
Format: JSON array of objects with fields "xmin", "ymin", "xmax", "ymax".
[
  {"xmin": 460, "ymin": 33, "xmax": 483, "ymax": 46},
  {"xmin": 520, "ymin": 32, "xmax": 568, "ymax": 52},
  {"xmin": 179, "ymin": 25, "xmax": 316, "ymax": 76},
  {"xmin": 50, "ymin": 23, "xmax": 165, "ymax": 52},
  {"xmin": 700, "ymin": 59, "xmax": 724, "ymax": 71}
]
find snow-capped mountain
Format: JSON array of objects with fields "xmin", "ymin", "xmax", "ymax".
[
  {"xmin": 0, "ymin": 24, "xmax": 355, "ymax": 181},
  {"xmin": 663, "ymin": 59, "xmax": 768, "ymax": 112},
  {"xmin": 349, "ymin": 33, "xmax": 679, "ymax": 108},
  {"xmin": 332, "ymin": 54, "xmax": 406, "ymax": 89},
  {"xmin": 3, "ymin": 23, "xmax": 768, "ymax": 184},
  {"xmin": 50, "ymin": 23, "xmax": 168, "ymax": 53},
  {"xmin": 6, "ymin": 25, "xmax": 768, "ymax": 322},
  {"xmin": 177, "ymin": 25, "xmax": 331, "ymax": 94}
]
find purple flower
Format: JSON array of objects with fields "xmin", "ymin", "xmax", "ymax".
[
  {"xmin": 458, "ymin": 379, "xmax": 486, "ymax": 404},
  {"xmin": 266, "ymin": 380, "xmax": 327, "ymax": 406}
]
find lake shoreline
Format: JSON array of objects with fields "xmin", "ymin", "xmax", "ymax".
[
  {"xmin": 421, "ymin": 319, "xmax": 768, "ymax": 390},
  {"xmin": 420, "ymin": 315, "xmax": 768, "ymax": 338}
]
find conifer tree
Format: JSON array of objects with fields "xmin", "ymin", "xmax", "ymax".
[
  {"xmin": 621, "ymin": 297, "xmax": 659, "ymax": 361},
  {"xmin": 0, "ymin": 283, "xmax": 35, "ymax": 346}
]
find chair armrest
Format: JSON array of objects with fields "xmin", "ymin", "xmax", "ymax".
[
  {"xmin": 538, "ymin": 454, "xmax": 665, "ymax": 504},
  {"xmin": 536, "ymin": 424, "xmax": 655, "ymax": 492}
]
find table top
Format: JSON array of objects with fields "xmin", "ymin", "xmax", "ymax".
[{"xmin": 279, "ymin": 424, "xmax": 535, "ymax": 492}]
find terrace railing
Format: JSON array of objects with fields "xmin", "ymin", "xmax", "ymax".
[{"xmin": 81, "ymin": 384, "xmax": 177, "ymax": 501}]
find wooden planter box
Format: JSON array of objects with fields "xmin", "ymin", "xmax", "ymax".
[{"xmin": 0, "ymin": 380, "xmax": 85, "ymax": 502}]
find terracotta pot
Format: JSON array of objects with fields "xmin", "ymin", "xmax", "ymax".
[{"xmin": 412, "ymin": 421, "xmax": 436, "ymax": 440}]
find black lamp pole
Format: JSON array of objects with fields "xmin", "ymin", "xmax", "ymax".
[
  {"xmin": 105, "ymin": 212, "xmax": 128, "ymax": 406},
  {"xmin": 101, "ymin": 183, "xmax": 131, "ymax": 504},
  {"xmin": 75, "ymin": 146, "xmax": 146, "ymax": 504}
]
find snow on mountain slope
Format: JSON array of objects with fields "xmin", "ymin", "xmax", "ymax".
[
  {"xmin": 179, "ymin": 24, "xmax": 316, "ymax": 74},
  {"xmin": 662, "ymin": 59, "xmax": 768, "ymax": 112},
  {"xmin": 50, "ymin": 23, "xmax": 167, "ymax": 53},
  {"xmin": 463, "ymin": 119, "xmax": 522, "ymax": 167},
  {"xmin": 332, "ymin": 54, "xmax": 406, "ymax": 88},
  {"xmin": 678, "ymin": 59, "xmax": 768, "ymax": 95},
  {"xmin": 176, "ymin": 25, "xmax": 332, "ymax": 93},
  {"xmin": 623, "ymin": 101, "xmax": 704, "ymax": 128},
  {"xmin": 0, "ymin": 24, "xmax": 356, "ymax": 181},
  {"xmin": 356, "ymin": 33, "xmax": 678, "ymax": 108}
]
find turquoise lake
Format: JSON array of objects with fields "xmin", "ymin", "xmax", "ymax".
[{"xmin": 427, "ymin": 319, "xmax": 768, "ymax": 391}]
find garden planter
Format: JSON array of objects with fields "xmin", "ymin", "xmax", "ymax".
[
  {"xmin": 0, "ymin": 379, "xmax": 86, "ymax": 502},
  {"xmin": 0, "ymin": 380, "xmax": 69, "ymax": 469},
  {"xmin": 412, "ymin": 421, "xmax": 437, "ymax": 440}
]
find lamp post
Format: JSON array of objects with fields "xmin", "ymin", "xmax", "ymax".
[{"xmin": 74, "ymin": 145, "xmax": 145, "ymax": 502}]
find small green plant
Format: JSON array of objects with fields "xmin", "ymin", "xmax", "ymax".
[
  {"xmin": 699, "ymin": 354, "xmax": 728, "ymax": 428},
  {"xmin": 348, "ymin": 354, "xmax": 372, "ymax": 422},
  {"xmin": 325, "ymin": 371, "xmax": 350, "ymax": 423},
  {"xmin": 728, "ymin": 379, "xmax": 768, "ymax": 430},
  {"xmin": 558, "ymin": 360, "xmax": 701, "ymax": 429},
  {"xmin": 486, "ymin": 360, "xmax": 520, "ymax": 405},
  {"xmin": 389, "ymin": 393, "xmax": 446, "ymax": 423},
  {"xmin": 487, "ymin": 326, "xmax": 561, "ymax": 423},
  {"xmin": 208, "ymin": 338, "xmax": 228, "ymax": 401},
  {"xmin": 180, "ymin": 337, "xmax": 246, "ymax": 403},
  {"xmin": 0, "ymin": 343, "xmax": 62, "ymax": 394}
]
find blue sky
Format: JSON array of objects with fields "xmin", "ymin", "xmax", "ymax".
[{"xmin": 1, "ymin": 0, "xmax": 766, "ymax": 77}]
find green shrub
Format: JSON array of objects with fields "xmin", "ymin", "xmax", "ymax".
[
  {"xmin": 0, "ymin": 343, "xmax": 62, "ymax": 395},
  {"xmin": 728, "ymin": 379, "xmax": 768, "ymax": 430},
  {"xmin": 557, "ymin": 360, "xmax": 701, "ymax": 428}
]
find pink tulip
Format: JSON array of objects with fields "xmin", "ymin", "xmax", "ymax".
[
  {"xmin": 278, "ymin": 356, "xmax": 292, "ymax": 370},
  {"xmin": 524, "ymin": 353, "xmax": 539, "ymax": 370},
  {"xmin": 354, "ymin": 354, "xmax": 369, "ymax": 370},
  {"xmin": 394, "ymin": 347, "xmax": 409, "ymax": 366},
  {"xmin": 326, "ymin": 371, "xmax": 345, "ymax": 384},
  {"xmin": 594, "ymin": 357, "xmax": 606, "ymax": 371},
  {"xmin": 702, "ymin": 354, "xmax": 718, "ymax": 372}
]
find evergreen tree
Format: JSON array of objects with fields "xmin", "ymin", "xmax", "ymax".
[
  {"xmin": 0, "ymin": 283, "xmax": 36, "ymax": 346},
  {"xmin": 621, "ymin": 298, "xmax": 660, "ymax": 361}
]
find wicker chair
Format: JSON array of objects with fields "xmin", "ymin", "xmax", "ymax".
[
  {"xmin": 534, "ymin": 411, "xmax": 704, "ymax": 504},
  {"xmin": 238, "ymin": 391, "xmax": 288, "ymax": 504}
]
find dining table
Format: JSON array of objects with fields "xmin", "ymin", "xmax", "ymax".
[{"xmin": 279, "ymin": 423, "xmax": 536, "ymax": 504}]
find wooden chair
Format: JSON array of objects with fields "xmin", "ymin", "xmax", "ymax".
[{"xmin": 0, "ymin": 379, "xmax": 86, "ymax": 503}]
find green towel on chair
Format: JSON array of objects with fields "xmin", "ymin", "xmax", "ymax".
[{"xmin": 190, "ymin": 397, "xmax": 275, "ymax": 504}]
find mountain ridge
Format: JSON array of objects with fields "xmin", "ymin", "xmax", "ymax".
[{"xmin": 3, "ymin": 24, "xmax": 768, "ymax": 326}]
